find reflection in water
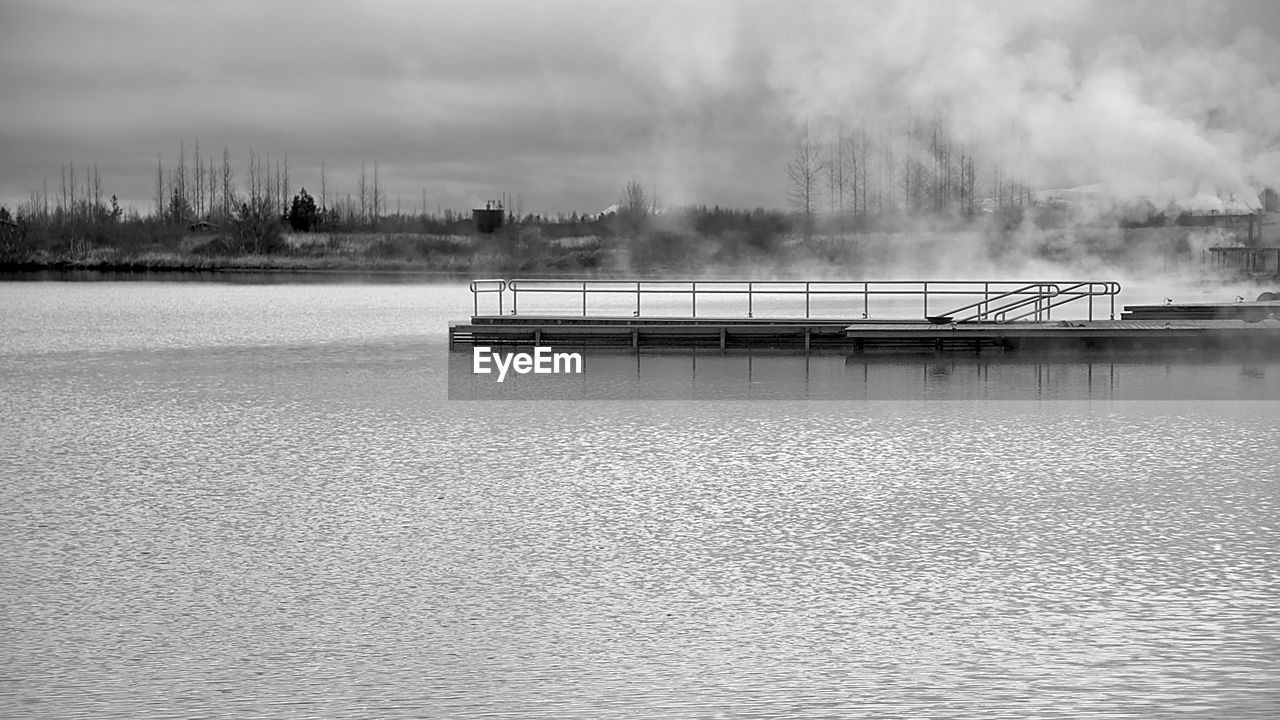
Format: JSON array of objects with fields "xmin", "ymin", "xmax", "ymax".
[
  {"xmin": 2, "ymin": 281, "xmax": 1279, "ymax": 719},
  {"xmin": 450, "ymin": 349, "xmax": 1280, "ymax": 401}
]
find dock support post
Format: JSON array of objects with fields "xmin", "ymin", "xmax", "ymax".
[
  {"xmin": 720, "ymin": 328, "xmax": 726, "ymax": 350},
  {"xmin": 632, "ymin": 328, "xmax": 638, "ymax": 350},
  {"xmin": 804, "ymin": 328, "xmax": 811, "ymax": 353}
]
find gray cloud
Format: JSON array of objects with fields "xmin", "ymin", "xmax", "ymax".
[{"xmin": 2, "ymin": 0, "xmax": 1278, "ymax": 215}]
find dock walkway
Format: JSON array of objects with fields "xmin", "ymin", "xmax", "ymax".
[
  {"xmin": 450, "ymin": 279, "xmax": 1280, "ymax": 354},
  {"xmin": 450, "ymin": 315, "xmax": 1280, "ymax": 353}
]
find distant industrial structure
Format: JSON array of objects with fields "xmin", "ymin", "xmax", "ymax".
[
  {"xmin": 1207, "ymin": 246, "xmax": 1280, "ymax": 277},
  {"xmin": 1201, "ymin": 187, "xmax": 1280, "ymax": 278},
  {"xmin": 1015, "ymin": 182, "xmax": 1280, "ymax": 278}
]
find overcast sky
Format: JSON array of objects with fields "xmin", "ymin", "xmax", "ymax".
[{"xmin": 3, "ymin": 0, "xmax": 1279, "ymax": 217}]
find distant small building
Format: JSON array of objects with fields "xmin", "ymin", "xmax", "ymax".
[
  {"xmin": 1179, "ymin": 211, "xmax": 1263, "ymax": 245},
  {"xmin": 473, "ymin": 200, "xmax": 504, "ymax": 234}
]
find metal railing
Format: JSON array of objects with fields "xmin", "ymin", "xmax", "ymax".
[
  {"xmin": 469, "ymin": 279, "xmax": 1121, "ymax": 322},
  {"xmin": 469, "ymin": 279, "xmax": 506, "ymax": 316},
  {"xmin": 941, "ymin": 281, "xmax": 1122, "ymax": 323},
  {"xmin": 990, "ymin": 281, "xmax": 1120, "ymax": 323}
]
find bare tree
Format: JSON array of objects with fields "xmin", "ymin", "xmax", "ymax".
[
  {"xmin": 958, "ymin": 144, "xmax": 977, "ymax": 218},
  {"xmin": 787, "ymin": 122, "xmax": 827, "ymax": 239},
  {"xmin": 877, "ymin": 123, "xmax": 893, "ymax": 215},
  {"xmin": 60, "ymin": 164, "xmax": 68, "ymax": 219},
  {"xmin": 372, "ymin": 161, "xmax": 381, "ymax": 228},
  {"xmin": 69, "ymin": 160, "xmax": 76, "ymax": 220},
  {"xmin": 91, "ymin": 164, "xmax": 102, "ymax": 219},
  {"xmin": 282, "ymin": 151, "xmax": 290, "ymax": 217},
  {"xmin": 617, "ymin": 178, "xmax": 649, "ymax": 236},
  {"xmin": 207, "ymin": 153, "xmax": 218, "ymax": 220},
  {"xmin": 358, "ymin": 163, "xmax": 368, "ymax": 225},
  {"xmin": 857, "ymin": 128, "xmax": 871, "ymax": 217},
  {"xmin": 265, "ymin": 153, "xmax": 277, "ymax": 215},
  {"xmin": 176, "ymin": 141, "xmax": 188, "ymax": 220},
  {"xmin": 194, "ymin": 138, "xmax": 203, "ymax": 218},
  {"xmin": 155, "ymin": 155, "xmax": 165, "ymax": 219},
  {"xmin": 899, "ymin": 112, "xmax": 924, "ymax": 215},
  {"xmin": 221, "ymin": 147, "xmax": 234, "ymax": 219},
  {"xmin": 828, "ymin": 127, "xmax": 842, "ymax": 218}
]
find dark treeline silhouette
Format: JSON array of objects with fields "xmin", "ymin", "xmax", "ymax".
[
  {"xmin": 0, "ymin": 131, "xmax": 1227, "ymax": 275},
  {"xmin": 0, "ymin": 139, "xmax": 807, "ymax": 273}
]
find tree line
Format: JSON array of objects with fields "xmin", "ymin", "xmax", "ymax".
[
  {"xmin": 787, "ymin": 108, "xmax": 1036, "ymax": 236},
  {"xmin": 11, "ymin": 142, "xmax": 472, "ymax": 235}
]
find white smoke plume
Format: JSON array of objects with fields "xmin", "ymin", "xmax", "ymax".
[{"xmin": 626, "ymin": 0, "xmax": 1280, "ymax": 210}]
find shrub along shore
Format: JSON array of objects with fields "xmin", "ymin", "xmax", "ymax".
[{"xmin": 0, "ymin": 209, "xmax": 1225, "ymax": 280}]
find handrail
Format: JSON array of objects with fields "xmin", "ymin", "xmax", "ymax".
[
  {"xmin": 472, "ymin": 278, "xmax": 1121, "ymax": 321},
  {"xmin": 989, "ymin": 281, "xmax": 1121, "ymax": 322},
  {"xmin": 940, "ymin": 283, "xmax": 1060, "ymax": 323},
  {"xmin": 468, "ymin": 278, "xmax": 506, "ymax": 317}
]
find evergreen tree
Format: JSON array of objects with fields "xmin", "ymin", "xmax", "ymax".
[{"xmin": 288, "ymin": 187, "xmax": 319, "ymax": 231}]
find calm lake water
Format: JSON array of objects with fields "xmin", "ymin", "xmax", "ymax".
[{"xmin": 2, "ymin": 278, "xmax": 1278, "ymax": 719}]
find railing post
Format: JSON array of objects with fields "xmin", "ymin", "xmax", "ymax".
[
  {"xmin": 805, "ymin": 281, "xmax": 811, "ymax": 318},
  {"xmin": 692, "ymin": 282, "xmax": 697, "ymax": 317},
  {"xmin": 863, "ymin": 282, "xmax": 869, "ymax": 318},
  {"xmin": 512, "ymin": 284, "xmax": 518, "ymax": 315},
  {"xmin": 582, "ymin": 281, "xmax": 587, "ymax": 317},
  {"xmin": 923, "ymin": 281, "xmax": 928, "ymax": 318},
  {"xmin": 748, "ymin": 281, "xmax": 753, "ymax": 318},
  {"xmin": 636, "ymin": 281, "xmax": 641, "ymax": 317}
]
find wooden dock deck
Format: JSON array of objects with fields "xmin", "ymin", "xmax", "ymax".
[
  {"xmin": 451, "ymin": 280, "xmax": 1280, "ymax": 354},
  {"xmin": 1122, "ymin": 300, "xmax": 1280, "ymax": 321},
  {"xmin": 449, "ymin": 314, "xmax": 1280, "ymax": 354}
]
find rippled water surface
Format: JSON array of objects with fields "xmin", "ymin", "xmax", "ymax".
[{"xmin": 2, "ymin": 280, "xmax": 1278, "ymax": 719}]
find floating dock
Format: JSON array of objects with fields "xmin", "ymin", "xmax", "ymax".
[
  {"xmin": 451, "ymin": 315, "xmax": 1280, "ymax": 354},
  {"xmin": 449, "ymin": 279, "xmax": 1280, "ymax": 354}
]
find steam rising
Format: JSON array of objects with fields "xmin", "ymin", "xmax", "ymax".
[{"xmin": 633, "ymin": 0, "xmax": 1280, "ymax": 211}]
